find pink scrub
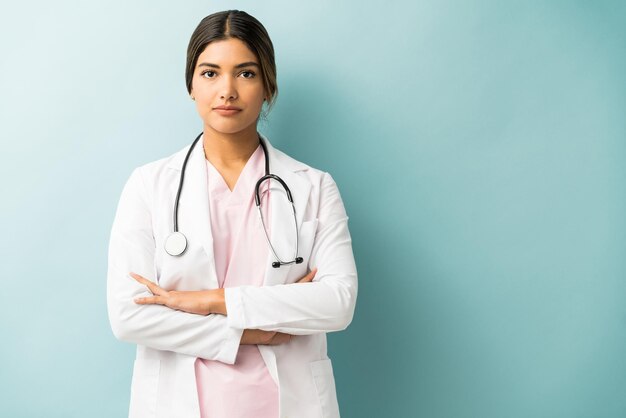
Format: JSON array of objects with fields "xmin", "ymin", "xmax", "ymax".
[{"xmin": 194, "ymin": 144, "xmax": 278, "ymax": 418}]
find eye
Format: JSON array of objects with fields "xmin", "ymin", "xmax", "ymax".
[
  {"xmin": 240, "ymin": 70, "xmax": 256, "ymax": 79},
  {"xmin": 201, "ymin": 70, "xmax": 217, "ymax": 78}
]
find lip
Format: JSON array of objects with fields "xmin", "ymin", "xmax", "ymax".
[{"xmin": 213, "ymin": 105, "xmax": 242, "ymax": 116}]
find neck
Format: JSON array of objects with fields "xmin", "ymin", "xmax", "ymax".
[{"xmin": 202, "ymin": 124, "xmax": 260, "ymax": 168}]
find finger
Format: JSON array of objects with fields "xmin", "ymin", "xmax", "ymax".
[
  {"xmin": 128, "ymin": 271, "xmax": 149, "ymax": 284},
  {"xmin": 134, "ymin": 295, "xmax": 165, "ymax": 305},
  {"xmin": 296, "ymin": 267, "xmax": 318, "ymax": 283},
  {"xmin": 130, "ymin": 272, "xmax": 167, "ymax": 296},
  {"xmin": 129, "ymin": 272, "xmax": 151, "ymax": 286},
  {"xmin": 270, "ymin": 332, "xmax": 292, "ymax": 345},
  {"xmin": 259, "ymin": 330, "xmax": 277, "ymax": 345},
  {"xmin": 297, "ymin": 268, "xmax": 316, "ymax": 283}
]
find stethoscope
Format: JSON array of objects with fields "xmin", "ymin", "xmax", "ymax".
[{"xmin": 164, "ymin": 132, "xmax": 303, "ymax": 268}]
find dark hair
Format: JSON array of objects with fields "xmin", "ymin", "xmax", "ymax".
[{"xmin": 185, "ymin": 10, "xmax": 278, "ymax": 115}]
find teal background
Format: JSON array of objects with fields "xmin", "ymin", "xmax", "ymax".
[{"xmin": 1, "ymin": 1, "xmax": 625, "ymax": 417}]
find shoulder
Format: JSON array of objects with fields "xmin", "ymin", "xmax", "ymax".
[
  {"xmin": 271, "ymin": 144, "xmax": 343, "ymax": 207},
  {"xmin": 273, "ymin": 146, "xmax": 321, "ymax": 174},
  {"xmin": 115, "ymin": 144, "xmax": 191, "ymax": 208},
  {"xmin": 132, "ymin": 143, "xmax": 192, "ymax": 180},
  {"xmin": 270, "ymin": 144, "xmax": 333, "ymax": 185}
]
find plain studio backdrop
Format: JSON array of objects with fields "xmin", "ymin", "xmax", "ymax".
[{"xmin": 1, "ymin": 1, "xmax": 624, "ymax": 417}]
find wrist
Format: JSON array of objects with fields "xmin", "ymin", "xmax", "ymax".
[{"xmin": 210, "ymin": 288, "xmax": 227, "ymax": 315}]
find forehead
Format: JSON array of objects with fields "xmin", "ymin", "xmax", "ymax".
[{"xmin": 196, "ymin": 38, "xmax": 258, "ymax": 66}]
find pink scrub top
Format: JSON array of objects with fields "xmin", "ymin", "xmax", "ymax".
[{"xmin": 194, "ymin": 144, "xmax": 278, "ymax": 418}]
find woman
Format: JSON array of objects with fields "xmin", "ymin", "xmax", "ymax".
[{"xmin": 107, "ymin": 10, "xmax": 357, "ymax": 418}]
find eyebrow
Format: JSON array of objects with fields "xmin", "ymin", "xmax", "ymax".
[{"xmin": 198, "ymin": 62, "xmax": 260, "ymax": 69}]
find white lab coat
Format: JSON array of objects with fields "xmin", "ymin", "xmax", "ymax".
[{"xmin": 107, "ymin": 132, "xmax": 358, "ymax": 418}]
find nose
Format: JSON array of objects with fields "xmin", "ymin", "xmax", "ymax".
[{"xmin": 219, "ymin": 76, "xmax": 238, "ymax": 101}]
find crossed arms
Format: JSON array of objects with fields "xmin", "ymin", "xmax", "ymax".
[{"xmin": 107, "ymin": 167, "xmax": 357, "ymax": 365}]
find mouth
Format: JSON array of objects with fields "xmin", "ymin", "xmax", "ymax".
[
  {"xmin": 213, "ymin": 108, "xmax": 242, "ymax": 116},
  {"xmin": 213, "ymin": 105, "xmax": 242, "ymax": 116}
]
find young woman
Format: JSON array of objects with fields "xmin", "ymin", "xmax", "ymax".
[{"xmin": 107, "ymin": 10, "xmax": 357, "ymax": 418}]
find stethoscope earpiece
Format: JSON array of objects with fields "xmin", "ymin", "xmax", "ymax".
[{"xmin": 167, "ymin": 132, "xmax": 303, "ymax": 268}]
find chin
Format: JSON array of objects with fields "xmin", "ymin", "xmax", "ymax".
[{"xmin": 206, "ymin": 119, "xmax": 257, "ymax": 135}]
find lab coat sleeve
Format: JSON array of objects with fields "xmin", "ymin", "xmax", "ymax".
[
  {"xmin": 224, "ymin": 172, "xmax": 358, "ymax": 335},
  {"xmin": 107, "ymin": 167, "xmax": 243, "ymax": 364}
]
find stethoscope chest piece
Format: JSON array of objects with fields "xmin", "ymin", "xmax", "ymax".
[{"xmin": 165, "ymin": 231, "xmax": 187, "ymax": 256}]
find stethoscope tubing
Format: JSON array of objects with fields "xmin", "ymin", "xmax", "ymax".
[
  {"xmin": 173, "ymin": 132, "xmax": 203, "ymax": 233},
  {"xmin": 166, "ymin": 131, "xmax": 302, "ymax": 268}
]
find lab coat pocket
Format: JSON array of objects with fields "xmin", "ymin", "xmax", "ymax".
[
  {"xmin": 299, "ymin": 218, "xmax": 319, "ymax": 263},
  {"xmin": 288, "ymin": 218, "xmax": 319, "ymax": 280},
  {"xmin": 310, "ymin": 358, "xmax": 340, "ymax": 418},
  {"xmin": 129, "ymin": 358, "xmax": 160, "ymax": 418}
]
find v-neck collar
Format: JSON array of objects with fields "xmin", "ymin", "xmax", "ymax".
[
  {"xmin": 205, "ymin": 143, "xmax": 264, "ymax": 203},
  {"xmin": 165, "ymin": 131, "xmax": 313, "ymax": 289}
]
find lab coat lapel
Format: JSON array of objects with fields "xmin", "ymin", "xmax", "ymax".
[
  {"xmin": 169, "ymin": 137, "xmax": 220, "ymax": 289},
  {"xmin": 261, "ymin": 137, "xmax": 311, "ymax": 286}
]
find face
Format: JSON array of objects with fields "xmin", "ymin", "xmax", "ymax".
[{"xmin": 190, "ymin": 38, "xmax": 266, "ymax": 136}]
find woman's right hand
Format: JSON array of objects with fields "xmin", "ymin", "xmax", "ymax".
[
  {"xmin": 240, "ymin": 329, "xmax": 291, "ymax": 345},
  {"xmin": 240, "ymin": 267, "xmax": 318, "ymax": 345}
]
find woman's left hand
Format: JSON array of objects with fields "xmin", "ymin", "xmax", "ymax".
[{"xmin": 130, "ymin": 272, "xmax": 224, "ymax": 316}]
